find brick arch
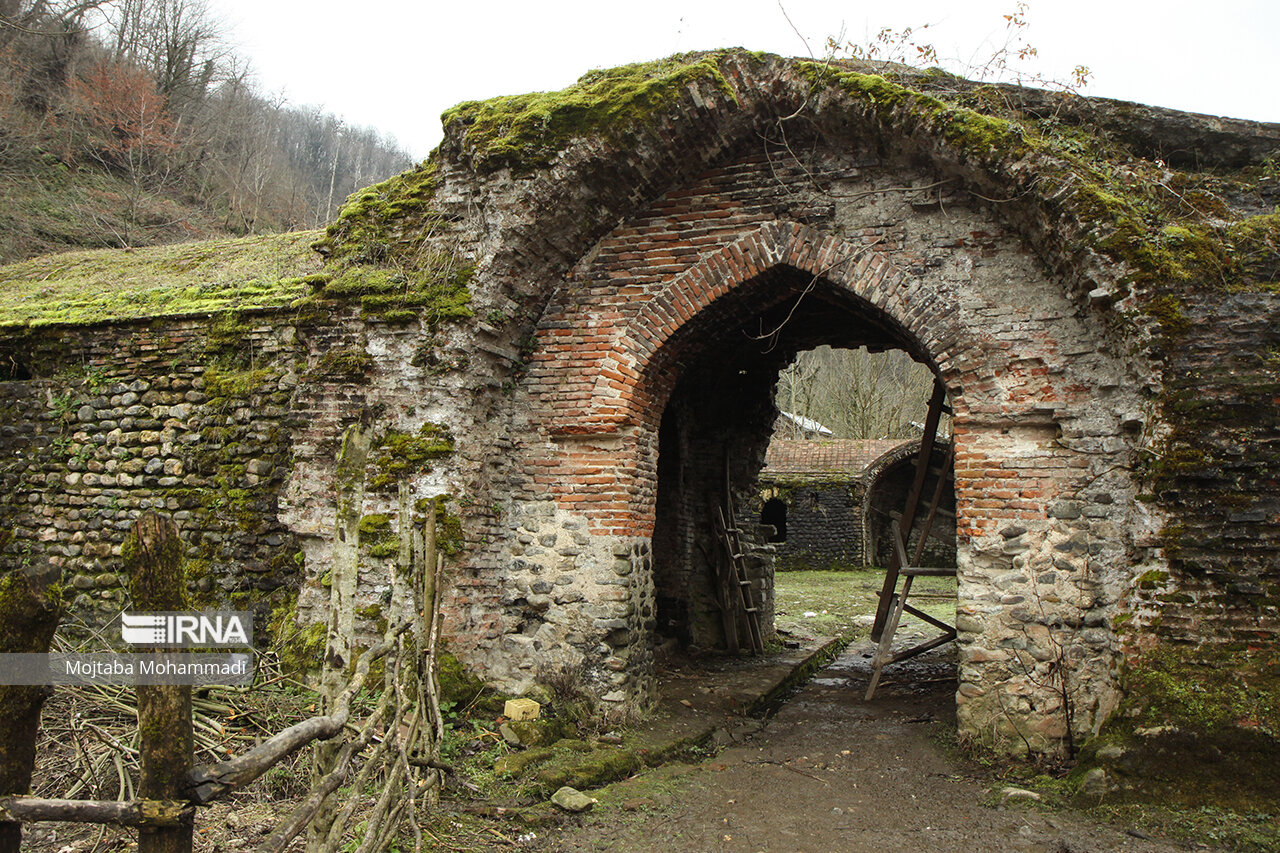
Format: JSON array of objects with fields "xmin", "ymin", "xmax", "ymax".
[
  {"xmin": 860, "ymin": 438, "xmax": 956, "ymax": 566},
  {"xmin": 551, "ymin": 220, "xmax": 971, "ymax": 439},
  {"xmin": 527, "ymin": 217, "xmax": 981, "ymax": 538}
]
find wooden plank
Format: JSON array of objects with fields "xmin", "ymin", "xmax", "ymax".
[
  {"xmin": 900, "ymin": 567, "xmax": 957, "ymax": 577},
  {"xmin": 901, "ymin": 603, "xmax": 956, "ymax": 634},
  {"xmin": 881, "ymin": 631, "xmax": 958, "ymax": 666},
  {"xmin": 866, "ymin": 573, "xmax": 915, "ymax": 700},
  {"xmin": 872, "ymin": 379, "xmax": 947, "ymax": 641},
  {"xmin": 911, "ymin": 444, "xmax": 955, "ymax": 569}
]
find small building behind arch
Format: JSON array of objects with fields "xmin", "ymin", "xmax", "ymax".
[{"xmin": 759, "ymin": 437, "xmax": 956, "ymax": 571}]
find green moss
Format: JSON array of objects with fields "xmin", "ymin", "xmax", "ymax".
[
  {"xmin": 202, "ymin": 366, "xmax": 273, "ymax": 400},
  {"xmin": 366, "ymin": 539, "xmax": 401, "ymax": 559},
  {"xmin": 315, "ymin": 345, "xmax": 374, "ymax": 377},
  {"xmin": 430, "ymin": 498, "xmax": 465, "ymax": 557},
  {"xmin": 312, "ymin": 162, "xmax": 443, "ymax": 266},
  {"xmin": 0, "ymin": 569, "xmax": 60, "ymax": 653},
  {"xmin": 1079, "ymin": 645, "xmax": 1280, "ymax": 810},
  {"xmin": 533, "ymin": 746, "xmax": 643, "ymax": 793},
  {"xmin": 438, "ymin": 649, "xmax": 486, "ymax": 707},
  {"xmin": 797, "ymin": 63, "xmax": 1027, "ymax": 161},
  {"xmin": 1126, "ymin": 645, "xmax": 1279, "ymax": 739},
  {"xmin": 355, "ymin": 603, "xmax": 383, "ymax": 621},
  {"xmin": 305, "ymin": 229, "xmax": 474, "ymax": 325},
  {"xmin": 268, "ymin": 595, "xmax": 328, "ymax": 679},
  {"xmin": 357, "ymin": 514, "xmax": 391, "ymax": 536},
  {"xmin": 0, "ymin": 231, "xmax": 324, "ymax": 328},
  {"xmin": 121, "ymin": 514, "xmax": 188, "ymax": 611},
  {"xmin": 369, "ymin": 424, "xmax": 455, "ymax": 490},
  {"xmin": 494, "ymin": 745, "xmax": 559, "ymax": 778},
  {"xmin": 503, "ymin": 718, "xmax": 575, "ymax": 748},
  {"xmin": 305, "ymin": 157, "xmax": 475, "ymax": 328},
  {"xmin": 441, "ymin": 53, "xmax": 738, "ymax": 173},
  {"xmin": 1144, "ymin": 294, "xmax": 1190, "ymax": 335},
  {"xmin": 1137, "ymin": 569, "xmax": 1170, "ymax": 589}
]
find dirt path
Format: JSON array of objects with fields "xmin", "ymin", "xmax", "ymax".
[{"xmin": 533, "ymin": 639, "xmax": 1195, "ymax": 853}]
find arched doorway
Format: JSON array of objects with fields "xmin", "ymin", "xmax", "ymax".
[
  {"xmin": 515, "ymin": 142, "xmax": 1146, "ymax": 754},
  {"xmin": 760, "ymin": 497, "xmax": 787, "ymax": 543}
]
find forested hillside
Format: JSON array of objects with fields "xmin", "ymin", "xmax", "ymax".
[{"xmin": 0, "ymin": 0, "xmax": 414, "ymax": 263}]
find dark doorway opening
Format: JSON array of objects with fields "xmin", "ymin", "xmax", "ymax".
[{"xmin": 761, "ymin": 498, "xmax": 787, "ymax": 543}]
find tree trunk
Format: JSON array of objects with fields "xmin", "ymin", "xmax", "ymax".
[
  {"xmin": 123, "ymin": 512, "xmax": 193, "ymax": 853},
  {"xmin": 0, "ymin": 527, "xmax": 61, "ymax": 853}
]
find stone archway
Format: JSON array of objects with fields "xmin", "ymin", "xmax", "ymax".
[
  {"xmin": 441, "ymin": 64, "xmax": 1159, "ymax": 755},
  {"xmin": 860, "ymin": 438, "xmax": 957, "ymax": 569},
  {"xmin": 503, "ymin": 147, "xmax": 1147, "ymax": 753}
]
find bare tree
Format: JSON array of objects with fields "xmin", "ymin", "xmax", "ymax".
[{"xmin": 776, "ymin": 346, "xmax": 940, "ymax": 439}]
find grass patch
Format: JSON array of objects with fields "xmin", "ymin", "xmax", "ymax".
[
  {"xmin": 0, "ymin": 230, "xmax": 324, "ymax": 327},
  {"xmin": 773, "ymin": 568, "xmax": 955, "ymax": 638},
  {"xmin": 1094, "ymin": 803, "xmax": 1280, "ymax": 853}
]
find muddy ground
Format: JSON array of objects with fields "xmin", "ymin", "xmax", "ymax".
[{"xmin": 530, "ymin": 638, "xmax": 1199, "ymax": 853}]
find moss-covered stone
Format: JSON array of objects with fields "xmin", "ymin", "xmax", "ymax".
[
  {"xmin": 438, "ymin": 649, "xmax": 486, "ymax": 708},
  {"xmin": 369, "ymin": 424, "xmax": 455, "ymax": 490},
  {"xmin": 1079, "ymin": 645, "xmax": 1280, "ymax": 810},
  {"xmin": 315, "ymin": 345, "xmax": 374, "ymax": 376},
  {"xmin": 441, "ymin": 53, "xmax": 738, "ymax": 173},
  {"xmin": 268, "ymin": 594, "xmax": 328, "ymax": 680},
  {"xmin": 316, "ymin": 263, "xmax": 474, "ymax": 325}
]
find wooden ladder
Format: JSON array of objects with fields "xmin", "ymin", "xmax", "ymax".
[
  {"xmin": 714, "ymin": 498, "xmax": 765, "ymax": 655},
  {"xmin": 865, "ymin": 377, "xmax": 957, "ymax": 699}
]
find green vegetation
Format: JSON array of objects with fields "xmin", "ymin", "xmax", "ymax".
[
  {"xmin": 318, "ymin": 260, "xmax": 474, "ymax": 325},
  {"xmin": 370, "ymin": 424, "xmax": 456, "ymax": 490},
  {"xmin": 441, "ymin": 53, "xmax": 739, "ymax": 173},
  {"xmin": 1092, "ymin": 803, "xmax": 1280, "ymax": 853},
  {"xmin": 0, "ymin": 231, "xmax": 323, "ymax": 327},
  {"xmin": 774, "ymin": 568, "xmax": 954, "ymax": 638},
  {"xmin": 315, "ymin": 345, "xmax": 374, "ymax": 377},
  {"xmin": 311, "ymin": 162, "xmax": 442, "ymax": 267},
  {"xmin": 0, "ymin": 153, "xmax": 234, "ymax": 267},
  {"xmin": 798, "ymin": 64, "xmax": 1027, "ymax": 161},
  {"xmin": 268, "ymin": 594, "xmax": 329, "ymax": 680},
  {"xmin": 307, "ymin": 160, "xmax": 475, "ymax": 327},
  {"xmin": 1123, "ymin": 646, "xmax": 1279, "ymax": 739},
  {"xmin": 1065, "ymin": 645, "xmax": 1280, "ymax": 817},
  {"xmin": 121, "ymin": 515, "xmax": 189, "ymax": 611}
]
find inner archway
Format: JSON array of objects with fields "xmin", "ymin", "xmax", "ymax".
[{"xmin": 644, "ymin": 259, "xmax": 955, "ymax": 655}]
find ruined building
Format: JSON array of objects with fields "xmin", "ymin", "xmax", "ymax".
[{"xmin": 1, "ymin": 52, "xmax": 1277, "ymax": 792}]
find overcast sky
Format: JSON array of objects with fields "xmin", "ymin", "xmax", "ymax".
[{"xmin": 212, "ymin": 0, "xmax": 1280, "ymax": 160}]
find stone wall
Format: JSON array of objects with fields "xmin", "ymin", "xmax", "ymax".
[
  {"xmin": 759, "ymin": 479, "xmax": 864, "ymax": 571},
  {"xmin": 2, "ymin": 51, "xmax": 1277, "ymax": 766},
  {"xmin": 0, "ymin": 318, "xmax": 305, "ymax": 630}
]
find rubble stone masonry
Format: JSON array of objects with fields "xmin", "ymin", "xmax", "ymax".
[{"xmin": 2, "ymin": 52, "xmax": 1276, "ymax": 764}]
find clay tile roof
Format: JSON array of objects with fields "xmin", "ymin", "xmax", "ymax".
[{"xmin": 761, "ymin": 439, "xmax": 913, "ymax": 478}]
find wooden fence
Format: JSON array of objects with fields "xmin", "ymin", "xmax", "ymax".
[{"xmin": 0, "ymin": 506, "xmax": 445, "ymax": 853}]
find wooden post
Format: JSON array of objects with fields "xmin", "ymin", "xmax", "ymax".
[
  {"xmin": 0, "ymin": 527, "xmax": 61, "ymax": 853},
  {"xmin": 122, "ymin": 512, "xmax": 193, "ymax": 853}
]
